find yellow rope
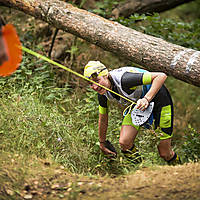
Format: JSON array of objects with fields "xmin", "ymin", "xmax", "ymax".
[
  {"xmin": 22, "ymin": 46, "xmax": 136, "ymax": 107},
  {"xmin": 122, "ymin": 103, "xmax": 135, "ymax": 116}
]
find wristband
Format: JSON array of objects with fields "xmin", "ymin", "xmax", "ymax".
[{"xmin": 143, "ymin": 96, "xmax": 149, "ymax": 103}]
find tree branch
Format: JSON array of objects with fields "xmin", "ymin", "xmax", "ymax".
[
  {"xmin": 1, "ymin": 0, "xmax": 200, "ymax": 87},
  {"xmin": 111, "ymin": 0, "xmax": 194, "ymax": 18}
]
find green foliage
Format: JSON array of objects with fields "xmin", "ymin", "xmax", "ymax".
[
  {"xmin": 117, "ymin": 13, "xmax": 200, "ymax": 50},
  {"xmin": 137, "ymin": 128, "xmax": 164, "ymax": 165},
  {"xmin": 0, "ymin": 86, "xmax": 142, "ymax": 175},
  {"xmin": 0, "ymin": 56, "xmax": 51, "ymax": 93},
  {"xmin": 0, "ymin": 53, "xmax": 198, "ymax": 177},
  {"xmin": 0, "ymin": 46, "xmax": 73, "ymax": 103},
  {"xmin": 175, "ymin": 0, "xmax": 200, "ymax": 19},
  {"xmin": 93, "ymin": 0, "xmax": 200, "ymax": 51},
  {"xmin": 180, "ymin": 126, "xmax": 200, "ymax": 162},
  {"xmin": 92, "ymin": 0, "xmax": 119, "ymax": 17},
  {"xmin": 0, "ymin": 75, "xmax": 164, "ymax": 176},
  {"xmin": 165, "ymin": 77, "xmax": 200, "ymax": 131}
]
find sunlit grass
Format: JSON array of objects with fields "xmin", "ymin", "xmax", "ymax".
[{"xmin": 0, "ymin": 85, "xmax": 166, "ymax": 176}]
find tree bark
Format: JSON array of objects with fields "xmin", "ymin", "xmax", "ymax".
[
  {"xmin": 1, "ymin": 0, "xmax": 200, "ymax": 87},
  {"xmin": 111, "ymin": 0, "xmax": 194, "ymax": 18}
]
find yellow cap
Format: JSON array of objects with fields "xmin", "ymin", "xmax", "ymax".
[{"xmin": 84, "ymin": 61, "xmax": 108, "ymax": 79}]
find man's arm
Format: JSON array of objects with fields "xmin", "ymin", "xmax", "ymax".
[
  {"xmin": 98, "ymin": 113, "xmax": 116, "ymax": 156},
  {"xmin": 136, "ymin": 72, "xmax": 167, "ymax": 110},
  {"xmin": 143, "ymin": 72, "xmax": 167, "ymax": 102},
  {"xmin": 98, "ymin": 94, "xmax": 117, "ymax": 156},
  {"xmin": 98, "ymin": 113, "xmax": 108, "ymax": 143},
  {"xmin": 121, "ymin": 70, "xmax": 167, "ymax": 110}
]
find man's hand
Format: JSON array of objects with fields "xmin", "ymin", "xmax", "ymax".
[
  {"xmin": 135, "ymin": 97, "xmax": 149, "ymax": 111},
  {"xmin": 100, "ymin": 140, "xmax": 117, "ymax": 158}
]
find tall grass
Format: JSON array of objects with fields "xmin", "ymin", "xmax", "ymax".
[
  {"xmin": 0, "ymin": 81, "xmax": 199, "ymax": 176},
  {"xmin": 0, "ymin": 51, "xmax": 163, "ymax": 175},
  {"xmin": 0, "ymin": 5, "xmax": 200, "ymax": 177},
  {"xmin": 0, "ymin": 46, "xmax": 199, "ymax": 177},
  {"xmin": 0, "ymin": 87, "xmax": 128, "ymax": 175}
]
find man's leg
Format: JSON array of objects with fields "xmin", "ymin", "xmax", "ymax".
[
  {"xmin": 158, "ymin": 138, "xmax": 181, "ymax": 165},
  {"xmin": 119, "ymin": 125, "xmax": 141, "ymax": 163},
  {"xmin": 119, "ymin": 125, "xmax": 138, "ymax": 150},
  {"xmin": 158, "ymin": 138, "xmax": 174, "ymax": 161}
]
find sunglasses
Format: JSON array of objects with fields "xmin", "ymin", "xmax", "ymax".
[{"xmin": 87, "ymin": 67, "xmax": 107, "ymax": 79}]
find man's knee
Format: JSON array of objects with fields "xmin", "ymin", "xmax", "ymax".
[
  {"xmin": 119, "ymin": 138, "xmax": 128, "ymax": 149},
  {"xmin": 119, "ymin": 138, "xmax": 133, "ymax": 150},
  {"xmin": 159, "ymin": 151, "xmax": 173, "ymax": 161}
]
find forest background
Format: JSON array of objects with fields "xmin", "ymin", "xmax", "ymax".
[{"xmin": 0, "ymin": 0, "xmax": 200, "ymax": 199}]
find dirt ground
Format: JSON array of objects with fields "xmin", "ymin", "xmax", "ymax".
[
  {"xmin": 1, "ymin": 155, "xmax": 200, "ymax": 200},
  {"xmin": 36, "ymin": 163, "xmax": 200, "ymax": 200}
]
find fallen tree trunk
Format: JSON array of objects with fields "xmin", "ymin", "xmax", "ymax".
[
  {"xmin": 111, "ymin": 0, "xmax": 194, "ymax": 18},
  {"xmin": 1, "ymin": 0, "xmax": 200, "ymax": 87}
]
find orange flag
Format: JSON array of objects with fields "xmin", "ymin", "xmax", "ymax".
[{"xmin": 0, "ymin": 24, "xmax": 22, "ymax": 76}]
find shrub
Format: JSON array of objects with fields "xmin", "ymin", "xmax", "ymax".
[{"xmin": 180, "ymin": 126, "xmax": 200, "ymax": 162}]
